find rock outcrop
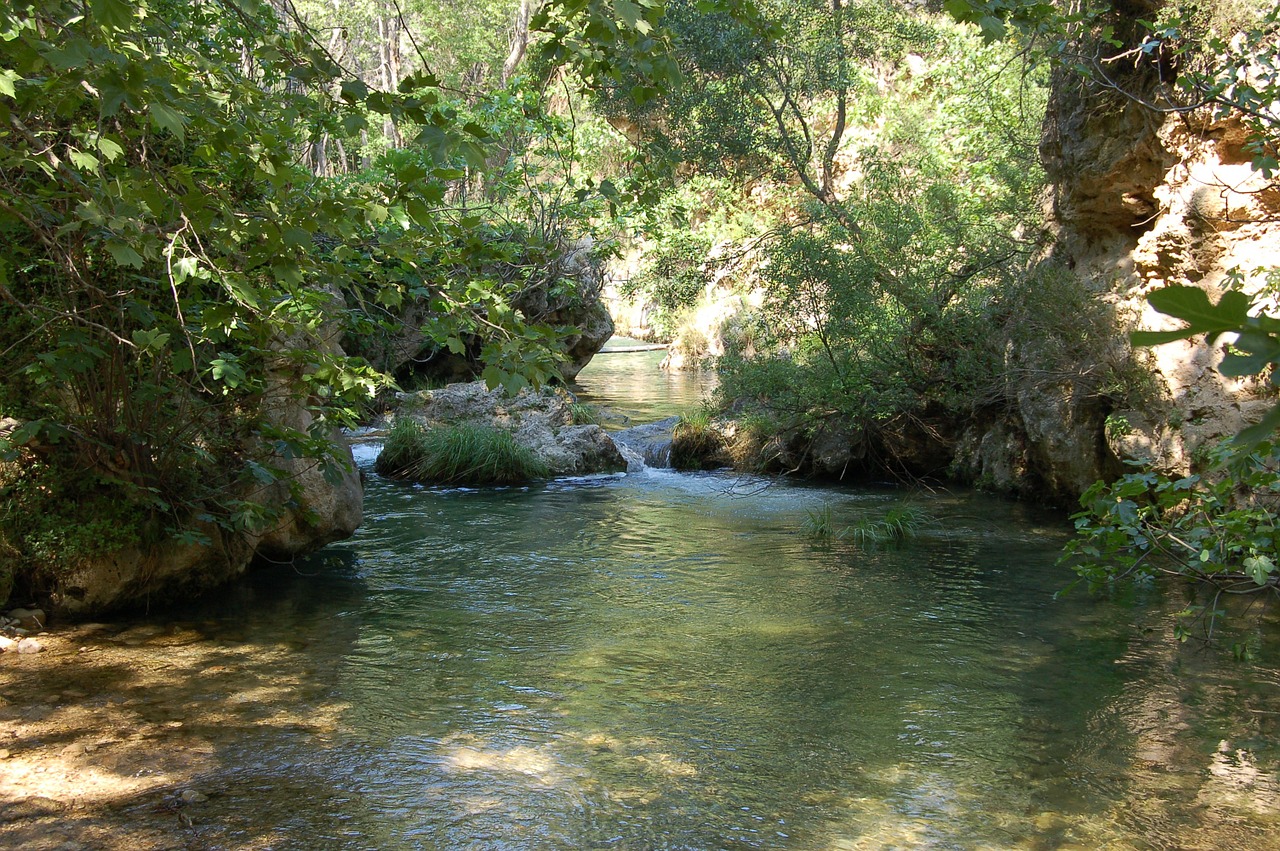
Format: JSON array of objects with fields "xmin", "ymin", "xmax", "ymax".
[
  {"xmin": 390, "ymin": 381, "xmax": 627, "ymax": 477},
  {"xmin": 7, "ymin": 293, "xmax": 364, "ymax": 618},
  {"xmin": 952, "ymin": 42, "xmax": 1280, "ymax": 501}
]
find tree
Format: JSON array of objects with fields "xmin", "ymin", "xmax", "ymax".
[{"xmin": 0, "ymin": 0, "xmax": 677, "ymax": 602}]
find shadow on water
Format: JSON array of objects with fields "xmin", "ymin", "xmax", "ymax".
[{"xmin": 5, "ymin": 351, "xmax": 1279, "ymax": 849}]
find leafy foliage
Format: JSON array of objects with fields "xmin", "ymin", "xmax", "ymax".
[
  {"xmin": 1063, "ymin": 439, "xmax": 1280, "ymax": 649},
  {"xmin": 0, "ymin": 0, "xmax": 681, "ymax": 604},
  {"xmin": 703, "ymin": 13, "xmax": 1048, "ymax": 464}
]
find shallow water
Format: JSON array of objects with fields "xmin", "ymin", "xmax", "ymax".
[
  {"xmin": 570, "ymin": 341, "xmax": 713, "ymax": 427},
  {"xmin": 178, "ymin": 464, "xmax": 1279, "ymax": 850},
  {"xmin": 55, "ymin": 350, "xmax": 1279, "ymax": 849}
]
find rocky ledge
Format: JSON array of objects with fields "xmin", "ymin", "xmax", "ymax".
[{"xmin": 385, "ymin": 382, "xmax": 627, "ymax": 479}]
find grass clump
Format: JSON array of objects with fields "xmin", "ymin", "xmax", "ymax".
[
  {"xmin": 803, "ymin": 501, "xmax": 930, "ymax": 548},
  {"xmin": 669, "ymin": 406, "xmax": 726, "ymax": 470},
  {"xmin": 568, "ymin": 402, "xmax": 603, "ymax": 426},
  {"xmin": 374, "ymin": 419, "xmax": 548, "ymax": 485}
]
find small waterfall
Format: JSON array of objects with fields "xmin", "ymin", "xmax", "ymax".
[{"xmin": 610, "ymin": 416, "xmax": 678, "ymax": 471}]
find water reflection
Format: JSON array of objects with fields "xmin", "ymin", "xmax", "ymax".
[
  {"xmin": 58, "ymin": 384, "xmax": 1279, "ymax": 851},
  {"xmin": 571, "ymin": 343, "xmax": 714, "ymax": 426},
  {"xmin": 183, "ymin": 466, "xmax": 1280, "ymax": 849}
]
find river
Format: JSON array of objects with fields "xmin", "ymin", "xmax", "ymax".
[{"xmin": 3, "ymin": 348, "xmax": 1278, "ymax": 849}]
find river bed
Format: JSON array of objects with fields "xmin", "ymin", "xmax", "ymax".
[{"xmin": 1, "ymin": 350, "xmax": 1278, "ymax": 850}]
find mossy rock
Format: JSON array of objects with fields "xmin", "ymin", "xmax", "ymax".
[{"xmin": 375, "ymin": 420, "xmax": 549, "ymax": 485}]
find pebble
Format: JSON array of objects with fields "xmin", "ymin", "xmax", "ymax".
[
  {"xmin": 0, "ymin": 749, "xmax": 9, "ymax": 759},
  {"xmin": 179, "ymin": 789, "xmax": 208, "ymax": 804},
  {"xmin": 16, "ymin": 638, "xmax": 43, "ymax": 654},
  {"xmin": 0, "ymin": 636, "xmax": 16, "ymax": 652},
  {"xmin": 6, "ymin": 607, "xmax": 46, "ymax": 631}
]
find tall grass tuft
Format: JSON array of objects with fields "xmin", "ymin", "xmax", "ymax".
[
  {"xmin": 568, "ymin": 402, "xmax": 603, "ymax": 426},
  {"xmin": 803, "ymin": 500, "xmax": 930, "ymax": 547},
  {"xmin": 803, "ymin": 503, "xmax": 841, "ymax": 540},
  {"xmin": 669, "ymin": 406, "xmax": 725, "ymax": 470},
  {"xmin": 375, "ymin": 419, "xmax": 548, "ymax": 485}
]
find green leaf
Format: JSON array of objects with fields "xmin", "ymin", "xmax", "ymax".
[
  {"xmin": 615, "ymin": 0, "xmax": 652, "ymax": 34},
  {"xmin": 91, "ymin": 0, "xmax": 135, "ymax": 29},
  {"xmin": 978, "ymin": 15, "xmax": 1007, "ymax": 40},
  {"xmin": 340, "ymin": 78, "xmax": 369, "ymax": 105},
  {"xmin": 131, "ymin": 328, "xmax": 171, "ymax": 351},
  {"xmin": 342, "ymin": 112, "xmax": 367, "ymax": 135},
  {"xmin": 481, "ymin": 364, "xmax": 506, "ymax": 391},
  {"xmin": 96, "ymin": 135, "xmax": 125, "ymax": 162},
  {"xmin": 1146, "ymin": 286, "xmax": 1250, "ymax": 335},
  {"xmin": 1220, "ymin": 330, "xmax": 1280, "ymax": 377},
  {"xmin": 149, "ymin": 102, "xmax": 186, "ymax": 142},
  {"xmin": 1244, "ymin": 554, "xmax": 1275, "ymax": 586},
  {"xmin": 418, "ymin": 125, "xmax": 451, "ymax": 162},
  {"xmin": 1129, "ymin": 328, "xmax": 1198, "ymax": 346},
  {"xmin": 69, "ymin": 149, "xmax": 100, "ymax": 170},
  {"xmin": 172, "ymin": 256, "xmax": 200, "ymax": 284},
  {"xmin": 0, "ymin": 69, "xmax": 20, "ymax": 99},
  {"xmin": 1234, "ymin": 403, "xmax": 1280, "ymax": 450},
  {"xmin": 106, "ymin": 241, "xmax": 144, "ymax": 268}
]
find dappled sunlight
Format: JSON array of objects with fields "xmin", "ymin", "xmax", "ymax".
[
  {"xmin": 0, "ymin": 617, "xmax": 353, "ymax": 850},
  {"xmin": 442, "ymin": 739, "xmax": 560, "ymax": 783}
]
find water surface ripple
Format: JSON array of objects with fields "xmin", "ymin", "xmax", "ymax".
[{"xmin": 194, "ymin": 461, "xmax": 1280, "ymax": 850}]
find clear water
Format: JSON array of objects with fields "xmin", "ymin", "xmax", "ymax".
[
  {"xmin": 191, "ymin": 470, "xmax": 1279, "ymax": 850},
  {"xmin": 172, "ymin": 353, "xmax": 1280, "ymax": 849},
  {"xmin": 570, "ymin": 340, "xmax": 714, "ymax": 427}
]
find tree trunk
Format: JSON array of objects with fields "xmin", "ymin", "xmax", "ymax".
[{"xmin": 502, "ymin": 0, "xmax": 537, "ymax": 84}]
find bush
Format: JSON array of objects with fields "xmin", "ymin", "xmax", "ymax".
[
  {"xmin": 1062, "ymin": 439, "xmax": 1280, "ymax": 649},
  {"xmin": 375, "ymin": 420, "xmax": 549, "ymax": 485}
]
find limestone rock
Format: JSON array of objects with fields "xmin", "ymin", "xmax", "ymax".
[
  {"xmin": 6, "ymin": 607, "xmax": 45, "ymax": 631},
  {"xmin": 949, "ymin": 51, "xmax": 1280, "ymax": 500},
  {"xmin": 252, "ymin": 288, "xmax": 363, "ymax": 559},
  {"xmin": 46, "ymin": 521, "xmax": 258, "ymax": 617},
  {"xmin": 390, "ymin": 382, "xmax": 626, "ymax": 478}
]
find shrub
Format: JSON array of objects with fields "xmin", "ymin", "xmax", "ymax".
[
  {"xmin": 375, "ymin": 420, "xmax": 548, "ymax": 485},
  {"xmin": 1062, "ymin": 439, "xmax": 1280, "ymax": 650}
]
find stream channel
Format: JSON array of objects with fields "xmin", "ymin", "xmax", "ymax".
[{"xmin": 9, "ymin": 345, "xmax": 1280, "ymax": 849}]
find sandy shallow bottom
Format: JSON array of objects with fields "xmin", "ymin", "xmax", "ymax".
[{"xmin": 0, "ymin": 620, "xmax": 347, "ymax": 851}]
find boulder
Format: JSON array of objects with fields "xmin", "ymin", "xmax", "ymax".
[
  {"xmin": 45, "ymin": 520, "xmax": 258, "ymax": 617},
  {"xmin": 10, "ymin": 289, "xmax": 363, "ymax": 617},
  {"xmin": 392, "ymin": 382, "xmax": 627, "ymax": 477}
]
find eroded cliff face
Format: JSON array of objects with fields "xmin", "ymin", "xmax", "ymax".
[{"xmin": 952, "ymin": 61, "xmax": 1279, "ymax": 502}]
